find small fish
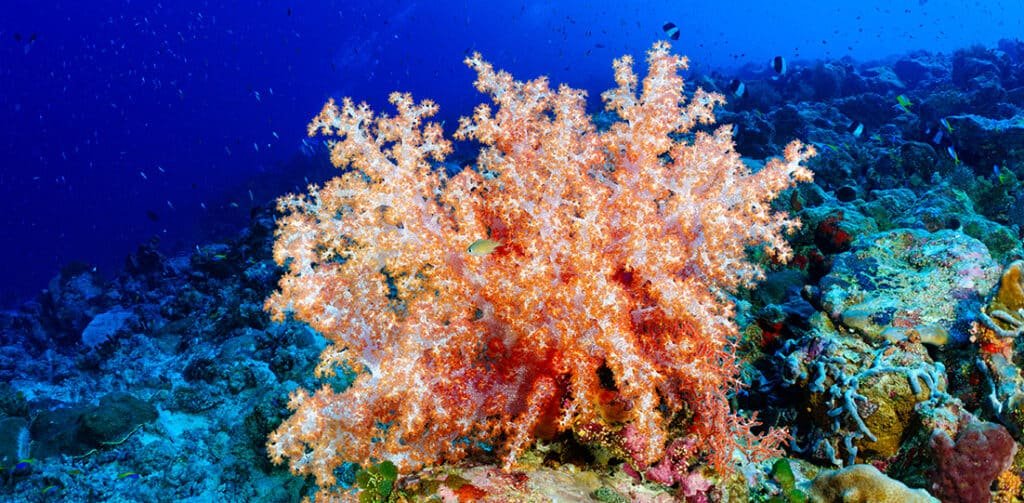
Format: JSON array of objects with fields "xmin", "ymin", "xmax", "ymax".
[
  {"xmin": 771, "ymin": 56, "xmax": 787, "ymax": 77},
  {"xmin": 167, "ymin": 200, "xmax": 175, "ymax": 210},
  {"xmin": 14, "ymin": 32, "xmax": 36, "ymax": 47},
  {"xmin": 947, "ymin": 145, "xmax": 960, "ymax": 164},
  {"xmin": 14, "ymin": 458, "xmax": 36, "ymax": 471},
  {"xmin": 139, "ymin": 171, "xmax": 148, "ymax": 180},
  {"xmin": 662, "ymin": 22, "xmax": 680, "ymax": 41},
  {"xmin": 931, "ymin": 129, "xmax": 944, "ymax": 145},
  {"xmin": 468, "ymin": 239, "xmax": 502, "ymax": 256},
  {"xmin": 200, "ymin": 202, "xmax": 207, "ymax": 210},
  {"xmin": 817, "ymin": 142, "xmax": 840, "ymax": 154},
  {"xmin": 994, "ymin": 164, "xmax": 1012, "ymax": 185},
  {"xmin": 253, "ymin": 142, "xmax": 259, "ymax": 152},
  {"xmin": 272, "ymin": 131, "xmax": 279, "ymax": 140},
  {"xmin": 846, "ymin": 120, "xmax": 864, "ymax": 138},
  {"xmin": 896, "ymin": 94, "xmax": 913, "ymax": 113},
  {"xmin": 727, "ymin": 79, "xmax": 746, "ymax": 99},
  {"xmin": 940, "ymin": 117, "xmax": 953, "ymax": 133},
  {"xmin": 248, "ymin": 189, "xmax": 254, "ymax": 201},
  {"xmin": 117, "ymin": 471, "xmax": 141, "ymax": 480}
]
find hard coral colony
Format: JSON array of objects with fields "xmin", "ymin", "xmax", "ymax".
[{"xmin": 264, "ymin": 42, "xmax": 813, "ymax": 496}]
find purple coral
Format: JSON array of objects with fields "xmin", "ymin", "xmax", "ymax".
[{"xmin": 929, "ymin": 418, "xmax": 1017, "ymax": 503}]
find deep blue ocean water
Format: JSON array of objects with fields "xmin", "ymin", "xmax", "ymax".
[{"xmin": 1, "ymin": 0, "xmax": 1021, "ymax": 306}]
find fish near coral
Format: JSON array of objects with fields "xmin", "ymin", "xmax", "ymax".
[{"xmin": 467, "ymin": 239, "xmax": 502, "ymax": 256}]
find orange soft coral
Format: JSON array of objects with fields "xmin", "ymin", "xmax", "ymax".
[{"xmin": 266, "ymin": 42, "xmax": 812, "ymax": 496}]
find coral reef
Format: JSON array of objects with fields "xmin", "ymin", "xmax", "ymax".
[
  {"xmin": 7, "ymin": 31, "xmax": 1024, "ymax": 503},
  {"xmin": 976, "ymin": 261, "xmax": 1024, "ymax": 436}
]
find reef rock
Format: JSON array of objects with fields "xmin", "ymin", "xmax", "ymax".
[{"xmin": 818, "ymin": 228, "xmax": 1000, "ymax": 346}]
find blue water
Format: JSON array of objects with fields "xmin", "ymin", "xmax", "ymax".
[{"xmin": 2, "ymin": 0, "xmax": 1022, "ymax": 306}]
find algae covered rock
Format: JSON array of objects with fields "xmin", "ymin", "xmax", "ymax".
[
  {"xmin": 819, "ymin": 228, "xmax": 1000, "ymax": 346},
  {"xmin": 79, "ymin": 391, "xmax": 158, "ymax": 445}
]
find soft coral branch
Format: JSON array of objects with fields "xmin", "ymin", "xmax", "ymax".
[{"xmin": 266, "ymin": 41, "xmax": 812, "ymax": 496}]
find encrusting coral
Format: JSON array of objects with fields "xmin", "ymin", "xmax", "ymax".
[{"xmin": 264, "ymin": 41, "xmax": 814, "ymax": 497}]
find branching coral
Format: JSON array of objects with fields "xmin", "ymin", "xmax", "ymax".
[{"xmin": 265, "ymin": 42, "xmax": 813, "ymax": 497}]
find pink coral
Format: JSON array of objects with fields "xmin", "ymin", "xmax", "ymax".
[{"xmin": 264, "ymin": 42, "xmax": 812, "ymax": 497}]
